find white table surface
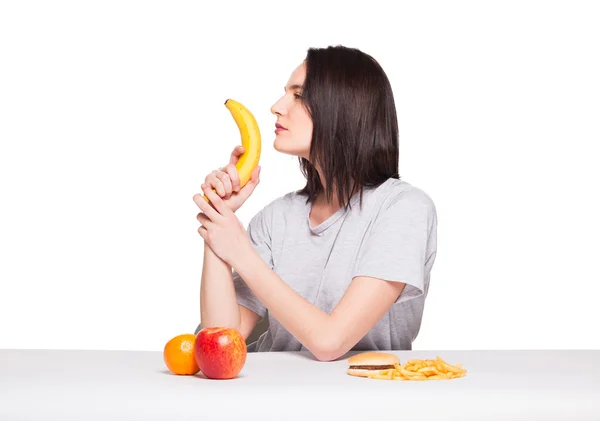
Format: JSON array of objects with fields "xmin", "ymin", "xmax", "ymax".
[{"xmin": 1, "ymin": 349, "xmax": 599, "ymax": 421}]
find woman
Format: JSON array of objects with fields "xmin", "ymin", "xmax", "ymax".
[{"xmin": 193, "ymin": 45, "xmax": 437, "ymax": 362}]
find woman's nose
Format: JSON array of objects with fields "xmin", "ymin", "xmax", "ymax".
[{"xmin": 270, "ymin": 96, "xmax": 286, "ymax": 116}]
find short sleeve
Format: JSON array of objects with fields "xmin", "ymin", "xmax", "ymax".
[
  {"xmin": 232, "ymin": 205, "xmax": 274, "ymax": 318},
  {"xmin": 352, "ymin": 188, "xmax": 436, "ymax": 304}
]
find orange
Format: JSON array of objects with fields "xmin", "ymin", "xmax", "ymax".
[{"xmin": 163, "ymin": 333, "xmax": 200, "ymax": 375}]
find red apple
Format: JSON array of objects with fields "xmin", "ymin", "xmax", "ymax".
[{"xmin": 194, "ymin": 327, "xmax": 247, "ymax": 379}]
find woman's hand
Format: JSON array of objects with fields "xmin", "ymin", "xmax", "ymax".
[
  {"xmin": 193, "ymin": 185, "xmax": 252, "ymax": 267},
  {"xmin": 203, "ymin": 145, "xmax": 261, "ymax": 213}
]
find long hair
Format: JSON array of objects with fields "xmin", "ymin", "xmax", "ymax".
[{"xmin": 297, "ymin": 45, "xmax": 400, "ymax": 210}]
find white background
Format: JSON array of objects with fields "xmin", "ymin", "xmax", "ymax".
[{"xmin": 1, "ymin": 1, "xmax": 598, "ymax": 352}]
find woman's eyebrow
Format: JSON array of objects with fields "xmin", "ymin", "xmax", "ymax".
[{"xmin": 284, "ymin": 84, "xmax": 303, "ymax": 91}]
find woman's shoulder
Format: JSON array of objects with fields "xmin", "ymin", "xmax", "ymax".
[{"xmin": 374, "ymin": 177, "xmax": 436, "ymax": 214}]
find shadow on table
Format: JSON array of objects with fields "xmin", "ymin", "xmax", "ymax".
[{"xmin": 158, "ymin": 369, "xmax": 248, "ymax": 380}]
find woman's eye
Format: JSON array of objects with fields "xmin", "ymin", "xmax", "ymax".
[{"xmin": 294, "ymin": 93, "xmax": 304, "ymax": 100}]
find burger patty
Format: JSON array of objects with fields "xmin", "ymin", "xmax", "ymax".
[{"xmin": 349, "ymin": 365, "xmax": 396, "ymax": 370}]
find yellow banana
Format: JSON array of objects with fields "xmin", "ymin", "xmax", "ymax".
[{"xmin": 203, "ymin": 98, "xmax": 262, "ymax": 203}]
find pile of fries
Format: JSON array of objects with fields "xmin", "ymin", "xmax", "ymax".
[{"xmin": 368, "ymin": 356, "xmax": 467, "ymax": 381}]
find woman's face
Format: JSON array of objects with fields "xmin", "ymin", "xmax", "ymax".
[{"xmin": 270, "ymin": 62, "xmax": 313, "ymax": 160}]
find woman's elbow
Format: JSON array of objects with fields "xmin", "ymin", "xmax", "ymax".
[{"xmin": 312, "ymin": 338, "xmax": 347, "ymax": 362}]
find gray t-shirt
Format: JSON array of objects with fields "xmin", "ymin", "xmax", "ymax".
[{"xmin": 233, "ymin": 177, "xmax": 437, "ymax": 352}]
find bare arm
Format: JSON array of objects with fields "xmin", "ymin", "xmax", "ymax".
[
  {"xmin": 200, "ymin": 244, "xmax": 261, "ymax": 340},
  {"xmin": 235, "ymin": 246, "xmax": 404, "ymax": 361},
  {"xmin": 196, "ymin": 145, "xmax": 263, "ymax": 340}
]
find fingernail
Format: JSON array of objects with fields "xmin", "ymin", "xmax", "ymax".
[{"xmin": 201, "ymin": 184, "xmax": 206, "ymax": 189}]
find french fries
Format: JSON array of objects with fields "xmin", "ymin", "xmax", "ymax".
[{"xmin": 367, "ymin": 356, "xmax": 467, "ymax": 381}]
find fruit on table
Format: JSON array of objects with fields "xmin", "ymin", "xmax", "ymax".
[
  {"xmin": 194, "ymin": 327, "xmax": 247, "ymax": 379},
  {"xmin": 203, "ymin": 98, "xmax": 262, "ymax": 203},
  {"xmin": 163, "ymin": 333, "xmax": 200, "ymax": 375}
]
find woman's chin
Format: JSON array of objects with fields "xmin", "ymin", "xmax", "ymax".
[{"xmin": 273, "ymin": 139, "xmax": 306, "ymax": 158}]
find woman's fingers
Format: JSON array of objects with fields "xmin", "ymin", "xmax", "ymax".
[
  {"xmin": 196, "ymin": 212, "xmax": 212, "ymax": 226},
  {"xmin": 207, "ymin": 170, "xmax": 226, "ymax": 197},
  {"xmin": 202, "ymin": 145, "xmax": 244, "ymax": 200},
  {"xmin": 197, "ymin": 224, "xmax": 209, "ymax": 241},
  {"xmin": 215, "ymin": 170, "xmax": 233, "ymax": 198},
  {"xmin": 224, "ymin": 164, "xmax": 241, "ymax": 192},
  {"xmin": 202, "ymin": 183, "xmax": 232, "ymax": 217},
  {"xmin": 229, "ymin": 145, "xmax": 245, "ymax": 165},
  {"xmin": 193, "ymin": 186, "xmax": 221, "ymax": 221},
  {"xmin": 196, "ymin": 212, "xmax": 212, "ymax": 239}
]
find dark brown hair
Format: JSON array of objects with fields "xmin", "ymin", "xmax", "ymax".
[{"xmin": 297, "ymin": 45, "xmax": 400, "ymax": 210}]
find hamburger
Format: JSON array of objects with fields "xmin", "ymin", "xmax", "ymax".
[{"xmin": 347, "ymin": 352, "xmax": 401, "ymax": 378}]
